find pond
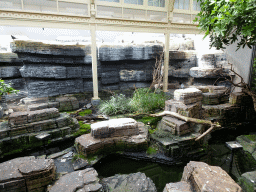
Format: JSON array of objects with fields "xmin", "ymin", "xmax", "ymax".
[{"xmin": 94, "ymin": 154, "xmax": 186, "ymax": 192}]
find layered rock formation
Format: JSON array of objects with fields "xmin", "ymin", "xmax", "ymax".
[
  {"xmin": 0, "ymin": 156, "xmax": 55, "ymax": 192},
  {"xmin": 164, "ymin": 161, "xmax": 242, "ymax": 192},
  {"xmin": 102, "ymin": 172, "xmax": 157, "ymax": 192},
  {"xmin": 75, "ymin": 118, "xmax": 148, "ymax": 157},
  {"xmin": 0, "ymin": 52, "xmax": 25, "ymax": 90},
  {"xmin": 0, "ymin": 107, "xmax": 79, "ymax": 156}
]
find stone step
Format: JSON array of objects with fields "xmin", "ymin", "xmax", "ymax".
[
  {"xmin": 165, "ymin": 99, "xmax": 201, "ymax": 118},
  {"xmin": 27, "ymin": 102, "xmax": 59, "ymax": 111},
  {"xmin": 174, "ymin": 88, "xmax": 203, "ymax": 105},
  {"xmin": 160, "ymin": 116, "xmax": 191, "ymax": 136},
  {"xmin": 91, "ymin": 118, "xmax": 139, "ymax": 139},
  {"xmin": 8, "ymin": 108, "xmax": 60, "ymax": 127},
  {"xmin": 202, "ymin": 92, "xmax": 229, "ymax": 105},
  {"xmin": 1, "ymin": 113, "xmax": 79, "ymax": 139}
]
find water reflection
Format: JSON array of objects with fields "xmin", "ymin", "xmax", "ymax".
[{"xmin": 93, "ymin": 154, "xmax": 185, "ymax": 192}]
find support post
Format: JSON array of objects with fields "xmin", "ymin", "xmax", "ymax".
[
  {"xmin": 163, "ymin": 32, "xmax": 170, "ymax": 92},
  {"xmin": 90, "ymin": 24, "xmax": 100, "ymax": 104}
]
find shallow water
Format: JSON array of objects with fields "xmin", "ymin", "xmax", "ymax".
[{"xmin": 94, "ymin": 154, "xmax": 186, "ymax": 192}]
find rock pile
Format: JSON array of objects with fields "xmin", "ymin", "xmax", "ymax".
[
  {"xmin": 164, "ymin": 161, "xmax": 242, "ymax": 192},
  {"xmin": 0, "ymin": 108, "xmax": 79, "ymax": 157},
  {"xmin": 0, "ymin": 156, "xmax": 55, "ymax": 192},
  {"xmin": 75, "ymin": 118, "xmax": 148, "ymax": 157}
]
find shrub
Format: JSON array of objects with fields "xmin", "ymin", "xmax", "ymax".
[
  {"xmin": 0, "ymin": 79, "xmax": 19, "ymax": 96},
  {"xmin": 98, "ymin": 94, "xmax": 133, "ymax": 115}
]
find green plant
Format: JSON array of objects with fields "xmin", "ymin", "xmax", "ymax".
[
  {"xmin": 72, "ymin": 154, "xmax": 87, "ymax": 162},
  {"xmin": 78, "ymin": 109, "xmax": 92, "ymax": 116},
  {"xmin": 245, "ymin": 134, "xmax": 256, "ymax": 141},
  {"xmin": 73, "ymin": 121, "xmax": 91, "ymax": 137},
  {"xmin": 0, "ymin": 79, "xmax": 19, "ymax": 96},
  {"xmin": 97, "ymin": 93, "xmax": 133, "ymax": 115},
  {"xmin": 194, "ymin": 0, "xmax": 256, "ymax": 50},
  {"xmin": 136, "ymin": 116, "xmax": 162, "ymax": 129},
  {"xmin": 146, "ymin": 146, "xmax": 158, "ymax": 155},
  {"xmin": 130, "ymin": 88, "xmax": 167, "ymax": 113}
]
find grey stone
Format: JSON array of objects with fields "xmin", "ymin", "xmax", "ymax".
[
  {"xmin": 174, "ymin": 88, "xmax": 203, "ymax": 105},
  {"xmin": 49, "ymin": 168, "xmax": 102, "ymax": 192},
  {"xmin": 11, "ymin": 40, "xmax": 90, "ymax": 56},
  {"xmin": 0, "ymin": 66, "xmax": 21, "ymax": 78},
  {"xmin": 181, "ymin": 161, "xmax": 242, "ymax": 192},
  {"xmin": 20, "ymin": 65, "xmax": 67, "ymax": 79},
  {"xmin": 101, "ymin": 71, "xmax": 120, "ymax": 84},
  {"xmin": 102, "ymin": 172, "xmax": 157, "ymax": 192},
  {"xmin": 66, "ymin": 67, "xmax": 82, "ymax": 78},
  {"xmin": 189, "ymin": 67, "xmax": 228, "ymax": 78},
  {"xmin": 0, "ymin": 52, "xmax": 21, "ymax": 63},
  {"xmin": 238, "ymin": 171, "xmax": 256, "ymax": 192},
  {"xmin": 72, "ymin": 158, "xmax": 89, "ymax": 171},
  {"xmin": 169, "ymin": 38, "xmax": 195, "ymax": 50},
  {"xmin": 4, "ymin": 78, "xmax": 26, "ymax": 90},
  {"xmin": 163, "ymin": 181, "xmax": 194, "ymax": 192},
  {"xmin": 119, "ymin": 69, "xmax": 152, "ymax": 81},
  {"xmin": 197, "ymin": 54, "xmax": 216, "ymax": 68},
  {"xmin": 83, "ymin": 81, "xmax": 93, "ymax": 92}
]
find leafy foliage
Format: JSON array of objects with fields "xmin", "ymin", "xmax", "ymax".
[
  {"xmin": 0, "ymin": 79, "xmax": 19, "ymax": 96},
  {"xmin": 251, "ymin": 59, "xmax": 256, "ymax": 92},
  {"xmin": 194, "ymin": 0, "xmax": 256, "ymax": 50},
  {"xmin": 97, "ymin": 88, "xmax": 167, "ymax": 115}
]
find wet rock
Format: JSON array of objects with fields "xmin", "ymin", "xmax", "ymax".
[
  {"xmin": 49, "ymin": 168, "xmax": 102, "ymax": 192},
  {"xmin": 0, "ymin": 156, "xmax": 55, "ymax": 192},
  {"xmin": 181, "ymin": 161, "xmax": 242, "ymax": 192},
  {"xmin": 174, "ymin": 88, "xmax": 202, "ymax": 105},
  {"xmin": 238, "ymin": 170, "xmax": 256, "ymax": 192},
  {"xmin": 102, "ymin": 172, "xmax": 157, "ymax": 192},
  {"xmin": 163, "ymin": 181, "xmax": 194, "ymax": 192},
  {"xmin": 72, "ymin": 158, "xmax": 89, "ymax": 171}
]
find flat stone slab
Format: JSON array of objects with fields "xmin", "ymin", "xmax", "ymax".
[
  {"xmin": 164, "ymin": 181, "xmax": 194, "ymax": 192},
  {"xmin": 49, "ymin": 168, "xmax": 102, "ymax": 192},
  {"xmin": 0, "ymin": 52, "xmax": 21, "ymax": 63},
  {"xmin": 102, "ymin": 172, "xmax": 157, "ymax": 192},
  {"xmin": 165, "ymin": 99, "xmax": 202, "ymax": 118},
  {"xmin": 8, "ymin": 108, "xmax": 60, "ymax": 127},
  {"xmin": 91, "ymin": 118, "xmax": 139, "ymax": 138},
  {"xmin": 0, "ymin": 156, "xmax": 55, "ymax": 192},
  {"xmin": 11, "ymin": 40, "xmax": 91, "ymax": 56},
  {"xmin": 75, "ymin": 122, "xmax": 148, "ymax": 157},
  {"xmin": 174, "ymin": 88, "xmax": 202, "ymax": 105},
  {"xmin": 190, "ymin": 67, "xmax": 229, "ymax": 78},
  {"xmin": 181, "ymin": 161, "xmax": 242, "ymax": 192},
  {"xmin": 238, "ymin": 171, "xmax": 256, "ymax": 192}
]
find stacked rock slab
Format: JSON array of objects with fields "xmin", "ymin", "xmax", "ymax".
[
  {"xmin": 0, "ymin": 52, "xmax": 25, "ymax": 90},
  {"xmin": 160, "ymin": 88, "xmax": 203, "ymax": 136},
  {"xmin": 0, "ymin": 156, "xmax": 55, "ymax": 192},
  {"xmin": 189, "ymin": 51, "xmax": 230, "ymax": 86},
  {"xmin": 11, "ymin": 39, "xmax": 94, "ymax": 97},
  {"xmin": 164, "ymin": 161, "xmax": 242, "ymax": 192},
  {"xmin": 0, "ymin": 108, "xmax": 79, "ymax": 156},
  {"xmin": 75, "ymin": 118, "xmax": 148, "ymax": 157}
]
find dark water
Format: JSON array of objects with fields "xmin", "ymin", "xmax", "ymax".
[{"xmin": 93, "ymin": 154, "xmax": 185, "ymax": 192}]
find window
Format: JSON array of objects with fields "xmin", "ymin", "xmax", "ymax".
[
  {"xmin": 0, "ymin": 0, "xmax": 22, "ymax": 10},
  {"xmin": 98, "ymin": 0, "xmax": 120, "ymax": 3},
  {"xmin": 174, "ymin": 0, "xmax": 189, "ymax": 10},
  {"xmin": 58, "ymin": 1, "xmax": 88, "ymax": 15},
  {"xmin": 193, "ymin": 0, "xmax": 201, "ymax": 11},
  {"xmin": 124, "ymin": 0, "xmax": 143, "ymax": 5},
  {"xmin": 148, "ymin": 0, "xmax": 165, "ymax": 7},
  {"xmin": 23, "ymin": 0, "xmax": 57, "ymax": 12}
]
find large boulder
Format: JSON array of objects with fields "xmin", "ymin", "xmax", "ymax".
[
  {"xmin": 181, "ymin": 161, "xmax": 242, "ymax": 192},
  {"xmin": 101, "ymin": 172, "xmax": 157, "ymax": 192},
  {"xmin": 0, "ymin": 156, "xmax": 55, "ymax": 192}
]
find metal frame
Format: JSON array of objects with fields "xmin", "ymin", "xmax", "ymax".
[{"xmin": 0, "ymin": 0, "xmax": 202, "ymax": 100}]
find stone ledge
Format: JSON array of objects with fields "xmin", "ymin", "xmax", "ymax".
[{"xmin": 75, "ymin": 122, "xmax": 148, "ymax": 157}]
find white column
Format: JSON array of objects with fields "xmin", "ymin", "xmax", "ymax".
[
  {"xmin": 90, "ymin": 24, "xmax": 100, "ymax": 101},
  {"xmin": 163, "ymin": 32, "xmax": 170, "ymax": 92}
]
